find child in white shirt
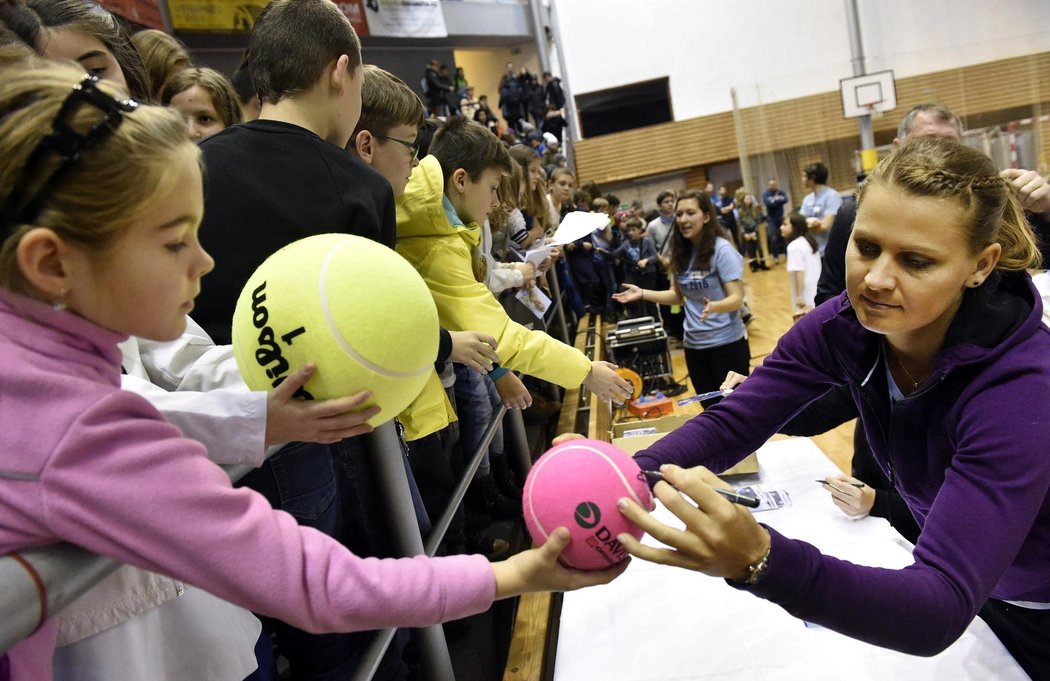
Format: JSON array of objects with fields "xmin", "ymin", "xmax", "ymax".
[{"xmin": 781, "ymin": 212, "xmax": 822, "ymax": 320}]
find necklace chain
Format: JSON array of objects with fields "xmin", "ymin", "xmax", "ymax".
[{"xmin": 891, "ymin": 351, "xmax": 923, "ymax": 389}]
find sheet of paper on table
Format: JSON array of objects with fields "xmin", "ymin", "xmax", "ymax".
[{"xmin": 554, "ymin": 437, "xmax": 1027, "ymax": 681}]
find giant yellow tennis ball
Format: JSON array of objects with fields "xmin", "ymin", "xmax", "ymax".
[{"xmin": 232, "ymin": 233, "xmax": 438, "ymax": 426}]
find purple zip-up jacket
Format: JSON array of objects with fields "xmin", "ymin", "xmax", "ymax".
[
  {"xmin": 636, "ymin": 271, "xmax": 1050, "ymax": 656},
  {"xmin": 0, "ymin": 290, "xmax": 495, "ymax": 680}
]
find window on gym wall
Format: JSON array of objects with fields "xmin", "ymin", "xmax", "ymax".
[{"xmin": 576, "ymin": 77, "xmax": 672, "ymax": 138}]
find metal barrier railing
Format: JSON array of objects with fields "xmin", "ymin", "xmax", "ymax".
[{"xmin": 352, "ymin": 405, "xmax": 520, "ymax": 681}]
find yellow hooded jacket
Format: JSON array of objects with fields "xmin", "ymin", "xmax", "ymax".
[{"xmin": 395, "ymin": 155, "xmax": 591, "ymax": 440}]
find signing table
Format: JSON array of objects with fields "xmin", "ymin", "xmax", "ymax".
[{"xmin": 553, "ymin": 437, "xmax": 1028, "ymax": 680}]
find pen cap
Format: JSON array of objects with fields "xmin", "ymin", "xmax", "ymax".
[{"xmin": 524, "ymin": 439, "xmax": 654, "ymax": 570}]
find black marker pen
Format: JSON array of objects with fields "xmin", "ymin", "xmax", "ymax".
[{"xmin": 642, "ymin": 470, "xmax": 760, "ymax": 508}]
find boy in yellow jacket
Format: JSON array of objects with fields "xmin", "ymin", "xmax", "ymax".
[{"xmin": 396, "ymin": 117, "xmax": 632, "ymax": 414}]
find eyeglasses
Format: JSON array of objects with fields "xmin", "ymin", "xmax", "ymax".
[
  {"xmin": 376, "ymin": 134, "xmax": 419, "ymax": 159},
  {"xmin": 0, "ymin": 75, "xmax": 138, "ymax": 239}
]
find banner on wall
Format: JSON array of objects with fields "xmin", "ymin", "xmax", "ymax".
[
  {"xmin": 169, "ymin": 0, "xmax": 368, "ymax": 34},
  {"xmin": 363, "ymin": 0, "xmax": 447, "ymax": 38},
  {"xmin": 168, "ymin": 0, "xmax": 264, "ymax": 32},
  {"xmin": 336, "ymin": 1, "xmax": 369, "ymax": 36},
  {"xmin": 98, "ymin": 0, "xmax": 164, "ymax": 29}
]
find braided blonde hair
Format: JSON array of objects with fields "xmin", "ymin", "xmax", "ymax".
[
  {"xmin": 0, "ymin": 61, "xmax": 197, "ymax": 291},
  {"xmin": 859, "ymin": 136, "xmax": 1040, "ymax": 271}
]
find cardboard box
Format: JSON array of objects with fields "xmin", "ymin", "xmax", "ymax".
[
  {"xmin": 611, "ymin": 413, "xmax": 693, "ymax": 440},
  {"xmin": 611, "ymin": 414, "xmax": 759, "ymax": 477}
]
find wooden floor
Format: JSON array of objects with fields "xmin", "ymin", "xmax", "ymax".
[{"xmin": 662, "ymin": 261, "xmax": 855, "ymax": 474}]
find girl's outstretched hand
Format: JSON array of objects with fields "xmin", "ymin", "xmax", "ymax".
[
  {"xmin": 616, "ymin": 464, "xmax": 770, "ymax": 582},
  {"xmin": 491, "ymin": 527, "xmax": 628, "ymax": 599},
  {"xmin": 551, "ymin": 432, "xmax": 586, "ymax": 446}
]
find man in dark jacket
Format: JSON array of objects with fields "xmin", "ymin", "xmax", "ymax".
[
  {"xmin": 543, "ymin": 71, "xmax": 565, "ymax": 109},
  {"xmin": 423, "ymin": 59, "xmax": 452, "ymax": 117}
]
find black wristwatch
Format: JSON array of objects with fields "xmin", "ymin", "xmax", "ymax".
[{"xmin": 737, "ymin": 546, "xmax": 770, "ymax": 586}]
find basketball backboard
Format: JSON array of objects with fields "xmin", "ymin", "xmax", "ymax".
[{"xmin": 840, "ymin": 70, "xmax": 897, "ymax": 119}]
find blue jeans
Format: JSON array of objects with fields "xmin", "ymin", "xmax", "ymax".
[
  {"xmin": 453, "ymin": 365, "xmax": 503, "ymax": 477},
  {"xmin": 242, "ymin": 630, "xmax": 275, "ymax": 681},
  {"xmin": 331, "ymin": 430, "xmax": 431, "ymax": 557},
  {"xmin": 765, "ymin": 218, "xmax": 785, "ymax": 257},
  {"xmin": 238, "ymin": 441, "xmax": 339, "ymax": 533},
  {"xmin": 237, "ymin": 441, "xmax": 409, "ymax": 681}
]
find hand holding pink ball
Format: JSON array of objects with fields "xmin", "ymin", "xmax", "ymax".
[{"xmin": 523, "ymin": 439, "xmax": 655, "ymax": 570}]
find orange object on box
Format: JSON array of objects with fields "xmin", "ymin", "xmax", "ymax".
[
  {"xmin": 628, "ymin": 395, "xmax": 674, "ymax": 419},
  {"xmin": 615, "ymin": 367, "xmax": 644, "ymax": 401}
]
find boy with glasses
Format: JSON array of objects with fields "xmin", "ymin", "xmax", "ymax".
[{"xmin": 346, "ymin": 65, "xmax": 423, "ymax": 198}]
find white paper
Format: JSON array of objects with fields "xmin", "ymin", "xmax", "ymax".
[
  {"xmin": 735, "ymin": 485, "xmax": 791, "ymax": 512},
  {"xmin": 548, "ymin": 211, "xmax": 610, "ymax": 245},
  {"xmin": 620, "ymin": 426, "xmax": 659, "ymax": 438},
  {"xmin": 515, "ymin": 286, "xmax": 551, "ymax": 319},
  {"xmin": 523, "ymin": 245, "xmax": 551, "ymax": 269}
]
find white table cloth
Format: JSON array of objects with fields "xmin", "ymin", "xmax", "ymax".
[{"xmin": 554, "ymin": 437, "xmax": 1028, "ymax": 680}]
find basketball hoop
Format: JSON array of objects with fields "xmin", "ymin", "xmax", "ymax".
[{"xmin": 840, "ymin": 70, "xmax": 897, "ymax": 119}]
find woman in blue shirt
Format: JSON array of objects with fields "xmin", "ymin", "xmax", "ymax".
[{"xmin": 614, "ymin": 191, "xmax": 749, "ymax": 393}]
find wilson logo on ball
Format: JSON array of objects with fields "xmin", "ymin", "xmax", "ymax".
[{"xmin": 574, "ymin": 502, "xmax": 601, "ymax": 528}]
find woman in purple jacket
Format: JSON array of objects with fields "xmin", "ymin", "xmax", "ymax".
[
  {"xmin": 620, "ymin": 136, "xmax": 1050, "ymax": 679},
  {"xmin": 0, "ymin": 61, "xmax": 622, "ymax": 681}
]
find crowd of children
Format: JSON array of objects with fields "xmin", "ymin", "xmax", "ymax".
[{"xmin": 2, "ymin": 1, "xmax": 1050, "ymax": 680}]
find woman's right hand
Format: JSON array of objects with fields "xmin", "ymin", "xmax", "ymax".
[
  {"xmin": 611, "ymin": 283, "xmax": 642, "ymax": 304},
  {"xmin": 491, "ymin": 527, "xmax": 628, "ymax": 599},
  {"xmin": 617, "ymin": 465, "xmax": 771, "ymax": 581}
]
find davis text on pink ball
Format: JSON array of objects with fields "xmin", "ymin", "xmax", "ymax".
[{"xmin": 523, "ymin": 439, "xmax": 654, "ymax": 570}]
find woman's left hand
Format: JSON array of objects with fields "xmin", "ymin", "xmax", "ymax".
[
  {"xmin": 700, "ymin": 297, "xmax": 713, "ymax": 321},
  {"xmin": 820, "ymin": 474, "xmax": 875, "ymax": 518},
  {"xmin": 617, "ymin": 465, "xmax": 770, "ymax": 581}
]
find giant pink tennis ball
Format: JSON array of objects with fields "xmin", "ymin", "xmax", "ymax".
[{"xmin": 523, "ymin": 439, "xmax": 654, "ymax": 570}]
